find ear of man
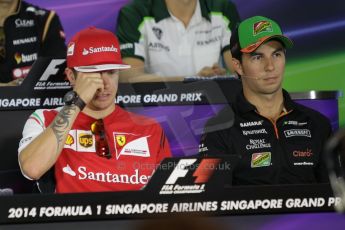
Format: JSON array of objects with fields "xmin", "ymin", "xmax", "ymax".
[
  {"xmin": 65, "ymin": 68, "xmax": 76, "ymax": 86},
  {"xmin": 232, "ymin": 57, "xmax": 243, "ymax": 77}
]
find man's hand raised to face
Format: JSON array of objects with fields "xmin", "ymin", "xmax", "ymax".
[{"xmin": 73, "ymin": 72, "xmax": 105, "ymax": 104}]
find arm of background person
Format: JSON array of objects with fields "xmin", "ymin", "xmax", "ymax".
[
  {"xmin": 39, "ymin": 11, "xmax": 66, "ymax": 57},
  {"xmin": 0, "ymin": 78, "xmax": 23, "ymax": 86},
  {"xmin": 223, "ymin": 50, "xmax": 235, "ymax": 74},
  {"xmin": 220, "ymin": 0, "xmax": 241, "ymax": 74}
]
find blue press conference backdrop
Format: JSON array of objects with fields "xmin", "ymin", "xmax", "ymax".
[
  {"xmin": 26, "ymin": 0, "xmax": 345, "ymax": 127},
  {"xmin": 25, "ymin": 0, "xmax": 345, "ymax": 53}
]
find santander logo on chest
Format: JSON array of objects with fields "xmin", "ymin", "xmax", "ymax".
[{"xmin": 58, "ymin": 131, "xmax": 154, "ymax": 189}]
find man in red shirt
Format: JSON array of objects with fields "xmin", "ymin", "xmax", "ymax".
[{"xmin": 18, "ymin": 27, "xmax": 172, "ymax": 193}]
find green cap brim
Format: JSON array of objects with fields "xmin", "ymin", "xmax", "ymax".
[{"xmin": 241, "ymin": 35, "xmax": 293, "ymax": 53}]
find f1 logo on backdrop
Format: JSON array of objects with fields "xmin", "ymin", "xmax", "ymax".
[
  {"xmin": 38, "ymin": 59, "xmax": 65, "ymax": 81},
  {"xmin": 160, "ymin": 158, "xmax": 221, "ymax": 195},
  {"xmin": 34, "ymin": 58, "xmax": 71, "ymax": 91}
]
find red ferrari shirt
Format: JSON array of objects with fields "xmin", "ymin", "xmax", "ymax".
[{"xmin": 19, "ymin": 106, "xmax": 172, "ymax": 193}]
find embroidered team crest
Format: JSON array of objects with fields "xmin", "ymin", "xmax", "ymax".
[
  {"xmin": 253, "ymin": 21, "xmax": 272, "ymax": 36},
  {"xmin": 113, "ymin": 132, "xmax": 151, "ymax": 159},
  {"xmin": 152, "ymin": 27, "xmax": 162, "ymax": 40},
  {"xmin": 116, "ymin": 135, "xmax": 126, "ymax": 147}
]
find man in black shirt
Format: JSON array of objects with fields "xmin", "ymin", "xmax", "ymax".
[
  {"xmin": 200, "ymin": 16, "xmax": 331, "ymax": 185},
  {"xmin": 0, "ymin": 0, "xmax": 66, "ymax": 86}
]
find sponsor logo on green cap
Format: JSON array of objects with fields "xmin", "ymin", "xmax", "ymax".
[
  {"xmin": 238, "ymin": 16, "xmax": 293, "ymax": 53},
  {"xmin": 253, "ymin": 21, "xmax": 273, "ymax": 36}
]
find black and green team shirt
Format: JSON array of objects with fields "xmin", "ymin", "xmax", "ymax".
[
  {"xmin": 200, "ymin": 89, "xmax": 332, "ymax": 185},
  {"xmin": 0, "ymin": 0, "xmax": 66, "ymax": 83}
]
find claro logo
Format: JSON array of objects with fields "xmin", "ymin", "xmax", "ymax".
[{"xmin": 293, "ymin": 149, "xmax": 313, "ymax": 157}]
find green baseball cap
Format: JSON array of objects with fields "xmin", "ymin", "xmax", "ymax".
[{"xmin": 238, "ymin": 16, "xmax": 293, "ymax": 53}]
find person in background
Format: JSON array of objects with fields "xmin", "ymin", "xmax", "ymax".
[
  {"xmin": 18, "ymin": 27, "xmax": 171, "ymax": 193},
  {"xmin": 116, "ymin": 0, "xmax": 240, "ymax": 82},
  {"xmin": 0, "ymin": 0, "xmax": 66, "ymax": 86},
  {"xmin": 200, "ymin": 16, "xmax": 332, "ymax": 185}
]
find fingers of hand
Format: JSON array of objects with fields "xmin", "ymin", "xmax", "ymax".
[
  {"xmin": 198, "ymin": 67, "xmax": 214, "ymax": 77},
  {"xmin": 214, "ymin": 68, "xmax": 226, "ymax": 75},
  {"xmin": 212, "ymin": 64, "xmax": 226, "ymax": 75},
  {"xmin": 74, "ymin": 73, "xmax": 104, "ymax": 103},
  {"xmin": 212, "ymin": 63, "xmax": 221, "ymax": 68}
]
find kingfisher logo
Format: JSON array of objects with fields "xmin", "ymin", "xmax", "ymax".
[
  {"xmin": 159, "ymin": 158, "xmax": 221, "ymax": 195},
  {"xmin": 253, "ymin": 21, "xmax": 272, "ymax": 36}
]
